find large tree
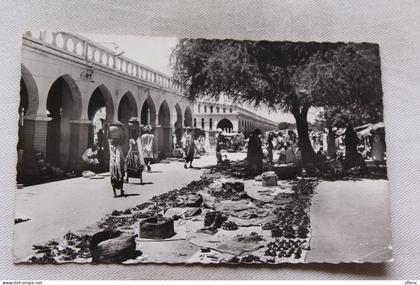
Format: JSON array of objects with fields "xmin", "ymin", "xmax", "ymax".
[{"xmin": 171, "ymin": 39, "xmax": 383, "ymax": 165}]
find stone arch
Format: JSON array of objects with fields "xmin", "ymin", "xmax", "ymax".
[
  {"xmin": 158, "ymin": 100, "xmax": 171, "ymax": 126},
  {"xmin": 174, "ymin": 103, "xmax": 183, "ymax": 128},
  {"xmin": 118, "ymin": 91, "xmax": 139, "ymax": 154},
  {"xmin": 47, "ymin": 74, "xmax": 82, "ymax": 119},
  {"xmin": 118, "ymin": 91, "xmax": 138, "ymax": 124},
  {"xmin": 45, "ymin": 74, "xmax": 82, "ymax": 169},
  {"xmin": 87, "ymin": 84, "xmax": 114, "ymax": 165},
  {"xmin": 157, "ymin": 100, "xmax": 172, "ymax": 157},
  {"xmin": 140, "ymin": 95, "xmax": 156, "ymax": 126},
  {"xmin": 20, "ymin": 65, "xmax": 39, "ymax": 116},
  {"xmin": 88, "ymin": 84, "xmax": 114, "ymax": 123},
  {"xmin": 217, "ymin": 118, "xmax": 234, "ymax": 132},
  {"xmin": 18, "ymin": 65, "xmax": 39, "ymax": 172},
  {"xmin": 184, "ymin": 106, "xmax": 192, "ymax": 127}
]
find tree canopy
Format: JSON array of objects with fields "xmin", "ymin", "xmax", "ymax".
[
  {"xmin": 171, "ymin": 38, "xmax": 383, "ymax": 164},
  {"xmin": 172, "ymin": 39, "xmax": 382, "ymax": 116}
]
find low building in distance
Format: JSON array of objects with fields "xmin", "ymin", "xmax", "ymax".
[{"xmin": 193, "ymin": 97, "xmax": 278, "ymax": 146}]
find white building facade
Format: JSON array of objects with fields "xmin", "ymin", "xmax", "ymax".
[
  {"xmin": 193, "ymin": 100, "xmax": 278, "ymax": 145},
  {"xmin": 19, "ymin": 31, "xmax": 193, "ymax": 179}
]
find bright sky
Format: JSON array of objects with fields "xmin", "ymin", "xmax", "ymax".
[{"xmin": 82, "ymin": 33, "xmax": 317, "ymax": 124}]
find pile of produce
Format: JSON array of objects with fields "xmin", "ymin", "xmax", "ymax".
[
  {"xmin": 151, "ymin": 176, "xmax": 214, "ymax": 208},
  {"xmin": 258, "ymin": 177, "xmax": 317, "ymax": 260},
  {"xmin": 209, "ymin": 160, "xmax": 248, "ymax": 178},
  {"xmin": 222, "ymin": 221, "xmax": 239, "ymax": 231},
  {"xmin": 28, "ymin": 232, "xmax": 92, "ymax": 263},
  {"xmin": 264, "ymin": 239, "xmax": 304, "ymax": 259},
  {"xmin": 291, "ymin": 178, "xmax": 319, "ymax": 196},
  {"xmin": 97, "ymin": 215, "xmax": 139, "ymax": 229}
]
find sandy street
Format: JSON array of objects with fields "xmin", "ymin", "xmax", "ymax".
[
  {"xmin": 14, "ymin": 155, "xmax": 216, "ymax": 260},
  {"xmin": 306, "ymin": 179, "xmax": 392, "ymax": 263}
]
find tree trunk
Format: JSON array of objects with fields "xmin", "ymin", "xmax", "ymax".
[{"xmin": 293, "ymin": 105, "xmax": 316, "ymax": 167}]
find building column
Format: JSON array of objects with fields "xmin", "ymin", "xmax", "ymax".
[
  {"xmin": 172, "ymin": 111, "xmax": 183, "ymax": 147},
  {"xmin": 22, "ymin": 115, "xmax": 51, "ymax": 154},
  {"xmin": 69, "ymin": 119, "xmax": 92, "ymax": 172},
  {"xmin": 213, "ymin": 120, "xmax": 218, "ymax": 131},
  {"xmin": 21, "ymin": 115, "xmax": 51, "ymax": 177},
  {"xmin": 154, "ymin": 125, "xmax": 172, "ymax": 159}
]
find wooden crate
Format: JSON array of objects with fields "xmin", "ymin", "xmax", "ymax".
[
  {"xmin": 139, "ymin": 217, "xmax": 175, "ymax": 239},
  {"xmin": 261, "ymin": 172, "xmax": 278, "ymax": 186}
]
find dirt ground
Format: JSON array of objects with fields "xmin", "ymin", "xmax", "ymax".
[
  {"xmin": 14, "ymin": 154, "xmax": 228, "ymax": 260},
  {"xmin": 306, "ymin": 178, "xmax": 392, "ymax": 263},
  {"xmin": 14, "ymin": 152, "xmax": 392, "ymax": 264}
]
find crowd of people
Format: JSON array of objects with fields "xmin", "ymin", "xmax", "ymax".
[
  {"xmin": 81, "ymin": 118, "xmax": 154, "ymax": 197},
  {"xmin": 82, "ymin": 118, "xmax": 207, "ymax": 197},
  {"xmin": 244, "ymin": 123, "xmax": 386, "ymax": 177},
  {"xmin": 172, "ymin": 129, "xmax": 206, "ymax": 159},
  {"xmin": 81, "ymin": 117, "xmax": 386, "ymax": 196}
]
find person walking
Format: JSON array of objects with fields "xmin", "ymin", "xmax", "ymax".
[
  {"xmin": 96, "ymin": 123, "xmax": 105, "ymax": 166},
  {"xmin": 140, "ymin": 125, "xmax": 155, "ymax": 172},
  {"xmin": 278, "ymin": 142, "xmax": 295, "ymax": 164},
  {"xmin": 182, "ymin": 127, "xmax": 196, "ymax": 168},
  {"xmin": 327, "ymin": 127, "xmax": 337, "ymax": 158},
  {"xmin": 215, "ymin": 128, "xmax": 224, "ymax": 165},
  {"xmin": 344, "ymin": 124, "xmax": 359, "ymax": 159},
  {"xmin": 371, "ymin": 128, "xmax": 385, "ymax": 167},
  {"xmin": 344, "ymin": 123, "xmax": 368, "ymax": 173},
  {"xmin": 247, "ymin": 128, "xmax": 264, "ymax": 177},
  {"xmin": 98, "ymin": 119, "xmax": 110, "ymax": 170},
  {"xmin": 267, "ymin": 132, "xmax": 274, "ymax": 164},
  {"xmin": 108, "ymin": 122, "xmax": 125, "ymax": 198},
  {"xmin": 310, "ymin": 130, "xmax": 318, "ymax": 150},
  {"xmin": 125, "ymin": 118, "xmax": 146, "ymax": 184}
]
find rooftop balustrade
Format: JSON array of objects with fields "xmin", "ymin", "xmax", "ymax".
[{"xmin": 23, "ymin": 31, "xmax": 183, "ymax": 94}]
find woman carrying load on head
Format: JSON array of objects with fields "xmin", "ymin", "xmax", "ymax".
[
  {"xmin": 182, "ymin": 127, "xmax": 196, "ymax": 169},
  {"xmin": 108, "ymin": 122, "xmax": 125, "ymax": 198},
  {"xmin": 140, "ymin": 125, "xmax": 156, "ymax": 172},
  {"xmin": 125, "ymin": 118, "xmax": 146, "ymax": 184}
]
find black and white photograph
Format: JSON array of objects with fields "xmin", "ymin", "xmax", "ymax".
[{"xmin": 14, "ymin": 31, "xmax": 392, "ymax": 265}]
